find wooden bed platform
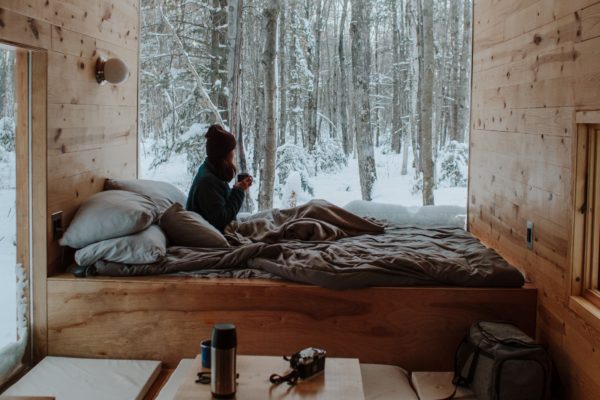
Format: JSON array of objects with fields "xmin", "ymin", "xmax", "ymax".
[{"xmin": 46, "ymin": 274, "xmax": 537, "ymax": 370}]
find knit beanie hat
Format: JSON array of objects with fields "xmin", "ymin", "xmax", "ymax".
[{"xmin": 205, "ymin": 124, "xmax": 237, "ymax": 163}]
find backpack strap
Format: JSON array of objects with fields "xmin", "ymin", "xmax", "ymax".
[{"xmin": 452, "ymin": 336, "xmax": 480, "ymax": 387}]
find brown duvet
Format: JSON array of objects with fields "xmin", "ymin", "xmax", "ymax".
[{"xmin": 93, "ymin": 200, "xmax": 525, "ymax": 289}]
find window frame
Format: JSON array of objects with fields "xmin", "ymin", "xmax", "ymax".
[
  {"xmin": 582, "ymin": 124, "xmax": 600, "ymax": 308},
  {"xmin": 0, "ymin": 45, "xmax": 30, "ymax": 388},
  {"xmin": 0, "ymin": 43, "xmax": 47, "ymax": 389},
  {"xmin": 571, "ymin": 114, "xmax": 600, "ymax": 327}
]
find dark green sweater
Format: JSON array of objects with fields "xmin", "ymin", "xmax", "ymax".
[{"xmin": 186, "ymin": 160, "xmax": 245, "ymax": 232}]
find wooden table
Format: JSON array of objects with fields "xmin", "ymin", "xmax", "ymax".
[{"xmin": 174, "ymin": 355, "xmax": 365, "ymax": 399}]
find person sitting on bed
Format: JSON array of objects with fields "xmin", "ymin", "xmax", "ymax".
[{"xmin": 186, "ymin": 124, "xmax": 253, "ymax": 232}]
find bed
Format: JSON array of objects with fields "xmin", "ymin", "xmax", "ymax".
[
  {"xmin": 46, "ymin": 181, "xmax": 534, "ymax": 369},
  {"xmin": 79, "ymin": 199, "xmax": 525, "ymax": 290}
]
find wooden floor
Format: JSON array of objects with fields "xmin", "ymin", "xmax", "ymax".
[{"xmin": 46, "ymin": 274, "xmax": 537, "ymax": 371}]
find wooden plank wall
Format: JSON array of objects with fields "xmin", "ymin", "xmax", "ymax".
[
  {"xmin": 0, "ymin": 0, "xmax": 139, "ymax": 274},
  {"xmin": 470, "ymin": 1, "xmax": 600, "ymax": 399},
  {"xmin": 0, "ymin": 0, "xmax": 139, "ymax": 358}
]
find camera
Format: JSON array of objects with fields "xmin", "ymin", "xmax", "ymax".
[{"xmin": 288, "ymin": 347, "xmax": 326, "ymax": 380}]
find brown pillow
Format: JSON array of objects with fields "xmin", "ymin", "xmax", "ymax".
[{"xmin": 159, "ymin": 203, "xmax": 229, "ymax": 248}]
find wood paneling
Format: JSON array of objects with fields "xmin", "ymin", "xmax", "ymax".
[
  {"xmin": 46, "ymin": 275, "xmax": 537, "ymax": 371},
  {"xmin": 31, "ymin": 51, "xmax": 49, "ymax": 362},
  {"xmin": 0, "ymin": 0, "xmax": 139, "ymax": 361},
  {"xmin": 471, "ymin": 1, "xmax": 600, "ymax": 398},
  {"xmin": 0, "ymin": 8, "xmax": 51, "ymax": 49}
]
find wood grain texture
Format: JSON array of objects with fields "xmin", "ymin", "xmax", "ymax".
[
  {"xmin": 0, "ymin": 8, "xmax": 51, "ymax": 50},
  {"xmin": 0, "ymin": 1, "xmax": 140, "ymax": 362},
  {"xmin": 471, "ymin": 1, "xmax": 600, "ymax": 398},
  {"xmin": 0, "ymin": 0, "xmax": 138, "ymax": 51},
  {"xmin": 174, "ymin": 355, "xmax": 364, "ymax": 400},
  {"xmin": 46, "ymin": 275, "xmax": 537, "ymax": 371},
  {"xmin": 143, "ymin": 369, "xmax": 173, "ymax": 400},
  {"xmin": 31, "ymin": 51, "xmax": 49, "ymax": 362},
  {"xmin": 14, "ymin": 50, "xmax": 32, "ymax": 370}
]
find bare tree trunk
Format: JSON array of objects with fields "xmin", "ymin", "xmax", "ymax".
[
  {"xmin": 258, "ymin": 0, "xmax": 280, "ymax": 210},
  {"xmin": 400, "ymin": 0, "xmax": 411, "ymax": 175},
  {"xmin": 401, "ymin": 128, "xmax": 410, "ymax": 175},
  {"xmin": 420, "ymin": 0, "xmax": 435, "ymax": 205},
  {"xmin": 278, "ymin": 2, "xmax": 287, "ymax": 147},
  {"xmin": 413, "ymin": 0, "xmax": 421, "ymax": 170},
  {"xmin": 350, "ymin": 0, "xmax": 376, "ymax": 201},
  {"xmin": 391, "ymin": 0, "xmax": 401, "ymax": 154},
  {"xmin": 338, "ymin": 0, "xmax": 351, "ymax": 156},
  {"xmin": 227, "ymin": 0, "xmax": 253, "ymax": 212},
  {"xmin": 457, "ymin": 0, "xmax": 472, "ymax": 143},
  {"xmin": 252, "ymin": 82, "xmax": 264, "ymax": 176},
  {"xmin": 447, "ymin": 0, "xmax": 460, "ymax": 143},
  {"xmin": 306, "ymin": 0, "xmax": 322, "ymax": 152},
  {"xmin": 227, "ymin": 0, "xmax": 243, "ymax": 137},
  {"xmin": 157, "ymin": 0, "xmax": 223, "ymax": 125},
  {"xmin": 373, "ymin": 23, "xmax": 380, "ymax": 148},
  {"xmin": 435, "ymin": 0, "xmax": 450, "ymax": 152},
  {"xmin": 210, "ymin": 0, "xmax": 229, "ymax": 122}
]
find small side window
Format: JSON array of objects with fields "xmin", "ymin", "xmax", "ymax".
[{"xmin": 573, "ymin": 118, "xmax": 600, "ymax": 310}]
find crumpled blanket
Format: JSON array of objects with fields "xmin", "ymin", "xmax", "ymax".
[
  {"xmin": 225, "ymin": 199, "xmax": 385, "ymax": 244},
  {"xmin": 94, "ymin": 200, "xmax": 524, "ymax": 289}
]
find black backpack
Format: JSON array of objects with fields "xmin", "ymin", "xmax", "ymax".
[{"xmin": 453, "ymin": 321, "xmax": 552, "ymax": 400}]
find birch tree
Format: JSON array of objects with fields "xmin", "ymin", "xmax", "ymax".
[
  {"xmin": 305, "ymin": 0, "xmax": 323, "ymax": 152},
  {"xmin": 456, "ymin": 0, "xmax": 472, "ymax": 143},
  {"xmin": 258, "ymin": 0, "xmax": 280, "ymax": 210},
  {"xmin": 278, "ymin": 1, "xmax": 287, "ymax": 146},
  {"xmin": 391, "ymin": 0, "xmax": 401, "ymax": 154},
  {"xmin": 350, "ymin": 0, "xmax": 376, "ymax": 201},
  {"xmin": 210, "ymin": 0, "xmax": 229, "ymax": 122},
  {"xmin": 338, "ymin": 0, "xmax": 351, "ymax": 155},
  {"xmin": 419, "ymin": 0, "xmax": 435, "ymax": 205}
]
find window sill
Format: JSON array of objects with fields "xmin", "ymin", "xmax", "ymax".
[
  {"xmin": 0, "ymin": 362, "xmax": 26, "ymax": 392},
  {"xmin": 569, "ymin": 296, "xmax": 600, "ymax": 333}
]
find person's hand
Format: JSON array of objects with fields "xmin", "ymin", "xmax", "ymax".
[{"xmin": 234, "ymin": 176, "xmax": 253, "ymax": 191}]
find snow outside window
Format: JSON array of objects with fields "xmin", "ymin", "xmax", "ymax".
[
  {"xmin": 0, "ymin": 48, "xmax": 28, "ymax": 385},
  {"xmin": 138, "ymin": 0, "xmax": 472, "ymax": 217}
]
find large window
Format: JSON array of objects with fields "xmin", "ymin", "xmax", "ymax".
[
  {"xmin": 0, "ymin": 47, "xmax": 18, "ymax": 350},
  {"xmin": 139, "ymin": 0, "xmax": 472, "ymax": 213},
  {"xmin": 0, "ymin": 47, "xmax": 29, "ymax": 384}
]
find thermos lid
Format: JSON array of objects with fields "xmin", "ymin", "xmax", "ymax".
[{"xmin": 211, "ymin": 323, "xmax": 237, "ymax": 349}]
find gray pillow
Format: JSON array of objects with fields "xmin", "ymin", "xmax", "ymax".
[
  {"xmin": 60, "ymin": 190, "xmax": 159, "ymax": 249},
  {"xmin": 74, "ymin": 225, "xmax": 167, "ymax": 266},
  {"xmin": 104, "ymin": 178, "xmax": 187, "ymax": 212},
  {"xmin": 159, "ymin": 202, "xmax": 229, "ymax": 248}
]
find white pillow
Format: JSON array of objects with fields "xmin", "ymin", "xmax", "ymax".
[
  {"xmin": 104, "ymin": 178, "xmax": 187, "ymax": 212},
  {"xmin": 60, "ymin": 190, "xmax": 159, "ymax": 249},
  {"xmin": 74, "ymin": 225, "xmax": 167, "ymax": 266},
  {"xmin": 159, "ymin": 203, "xmax": 229, "ymax": 248}
]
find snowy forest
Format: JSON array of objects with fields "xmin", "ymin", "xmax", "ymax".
[
  {"xmin": 139, "ymin": 0, "xmax": 473, "ymax": 212},
  {"xmin": 0, "ymin": 49, "xmax": 17, "ymax": 347}
]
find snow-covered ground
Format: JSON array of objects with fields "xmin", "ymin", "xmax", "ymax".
[
  {"xmin": 0, "ymin": 160, "xmax": 17, "ymax": 350},
  {"xmin": 140, "ymin": 140, "xmax": 467, "ymax": 209}
]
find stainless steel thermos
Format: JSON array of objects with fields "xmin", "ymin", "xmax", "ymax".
[{"xmin": 211, "ymin": 323, "xmax": 237, "ymax": 399}]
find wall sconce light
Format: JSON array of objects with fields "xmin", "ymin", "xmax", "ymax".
[{"xmin": 95, "ymin": 57, "xmax": 129, "ymax": 85}]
